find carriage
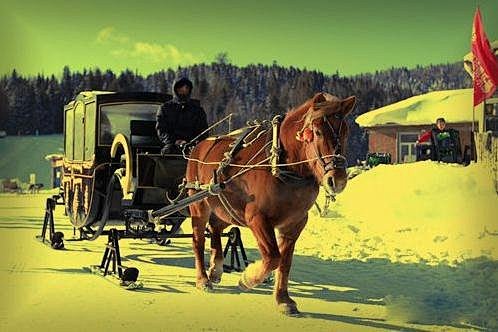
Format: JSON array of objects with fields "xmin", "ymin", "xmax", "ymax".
[
  {"xmin": 38, "ymin": 91, "xmax": 248, "ymax": 286},
  {"xmin": 61, "ymin": 91, "xmax": 181, "ymax": 228},
  {"xmin": 38, "ymin": 90, "xmax": 354, "ymax": 314}
]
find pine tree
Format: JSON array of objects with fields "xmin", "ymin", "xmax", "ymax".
[{"xmin": 0, "ymin": 61, "xmax": 471, "ymax": 161}]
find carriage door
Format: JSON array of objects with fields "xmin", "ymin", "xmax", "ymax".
[
  {"xmin": 398, "ymin": 132, "xmax": 418, "ymax": 163},
  {"xmin": 65, "ymin": 107, "xmax": 74, "ymax": 160},
  {"xmin": 84, "ymin": 102, "xmax": 95, "ymax": 161}
]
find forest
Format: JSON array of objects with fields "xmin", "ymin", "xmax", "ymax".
[{"xmin": 0, "ymin": 61, "xmax": 470, "ymax": 162}]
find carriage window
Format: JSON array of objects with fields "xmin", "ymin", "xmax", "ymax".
[
  {"xmin": 65, "ymin": 108, "xmax": 74, "ymax": 160},
  {"xmin": 99, "ymin": 103, "xmax": 162, "ymax": 145},
  {"xmin": 84, "ymin": 102, "xmax": 95, "ymax": 160},
  {"xmin": 73, "ymin": 102, "xmax": 85, "ymax": 160}
]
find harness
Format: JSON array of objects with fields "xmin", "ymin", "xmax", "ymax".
[
  {"xmin": 181, "ymin": 106, "xmax": 348, "ymax": 224},
  {"xmin": 210, "ymin": 109, "xmax": 348, "ymax": 183}
]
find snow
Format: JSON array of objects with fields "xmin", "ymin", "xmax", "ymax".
[
  {"xmin": 355, "ymin": 89, "xmax": 474, "ymax": 127},
  {"xmin": 304, "ymin": 161, "xmax": 498, "ymax": 264},
  {"xmin": 0, "ymin": 161, "xmax": 497, "ymax": 330}
]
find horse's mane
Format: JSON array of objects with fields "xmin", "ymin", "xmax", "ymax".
[
  {"xmin": 287, "ymin": 93, "xmax": 341, "ymax": 123},
  {"xmin": 284, "ymin": 93, "xmax": 343, "ymax": 139}
]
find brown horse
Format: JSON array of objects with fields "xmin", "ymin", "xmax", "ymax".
[{"xmin": 186, "ymin": 92, "xmax": 356, "ymax": 315}]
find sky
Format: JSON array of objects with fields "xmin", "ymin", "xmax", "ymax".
[{"xmin": 0, "ymin": 0, "xmax": 497, "ymax": 77}]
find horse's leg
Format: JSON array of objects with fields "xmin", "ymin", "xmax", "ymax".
[
  {"xmin": 274, "ymin": 235, "xmax": 299, "ymax": 315},
  {"xmin": 239, "ymin": 214, "xmax": 280, "ymax": 290},
  {"xmin": 274, "ymin": 217, "xmax": 307, "ymax": 316},
  {"xmin": 189, "ymin": 199, "xmax": 212, "ymax": 291},
  {"xmin": 207, "ymin": 215, "xmax": 227, "ymax": 284}
]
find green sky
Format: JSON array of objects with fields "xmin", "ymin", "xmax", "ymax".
[{"xmin": 1, "ymin": 0, "xmax": 497, "ymax": 77}]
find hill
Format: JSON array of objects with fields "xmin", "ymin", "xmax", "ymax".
[{"xmin": 0, "ymin": 135, "xmax": 62, "ymax": 187}]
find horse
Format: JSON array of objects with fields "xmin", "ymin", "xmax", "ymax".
[{"xmin": 185, "ymin": 92, "xmax": 356, "ymax": 315}]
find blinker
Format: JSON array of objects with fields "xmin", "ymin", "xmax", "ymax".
[{"xmin": 302, "ymin": 127, "xmax": 314, "ymax": 142}]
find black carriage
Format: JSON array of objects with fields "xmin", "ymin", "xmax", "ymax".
[{"xmin": 61, "ymin": 91, "xmax": 189, "ymax": 233}]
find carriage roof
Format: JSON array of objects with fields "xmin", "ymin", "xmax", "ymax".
[{"xmin": 64, "ymin": 91, "xmax": 172, "ymax": 109}]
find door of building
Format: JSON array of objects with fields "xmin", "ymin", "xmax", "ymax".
[{"xmin": 398, "ymin": 132, "xmax": 419, "ymax": 163}]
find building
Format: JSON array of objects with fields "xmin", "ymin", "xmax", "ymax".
[
  {"xmin": 355, "ymin": 89, "xmax": 475, "ymax": 164},
  {"xmin": 44, "ymin": 154, "xmax": 64, "ymax": 188}
]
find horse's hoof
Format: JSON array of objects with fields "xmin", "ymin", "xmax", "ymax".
[
  {"xmin": 209, "ymin": 275, "xmax": 222, "ymax": 284},
  {"xmin": 278, "ymin": 303, "xmax": 301, "ymax": 317},
  {"xmin": 238, "ymin": 279, "xmax": 251, "ymax": 292},
  {"xmin": 196, "ymin": 281, "xmax": 214, "ymax": 293},
  {"xmin": 238, "ymin": 271, "xmax": 256, "ymax": 291},
  {"xmin": 208, "ymin": 268, "xmax": 222, "ymax": 284},
  {"xmin": 202, "ymin": 284, "xmax": 214, "ymax": 293}
]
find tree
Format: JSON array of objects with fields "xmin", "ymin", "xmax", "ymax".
[
  {"xmin": 0, "ymin": 82, "xmax": 9, "ymax": 131},
  {"xmin": 213, "ymin": 52, "xmax": 231, "ymax": 65},
  {"xmin": 0, "ymin": 61, "xmax": 471, "ymax": 162}
]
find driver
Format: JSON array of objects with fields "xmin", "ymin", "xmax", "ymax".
[{"xmin": 156, "ymin": 77, "xmax": 208, "ymax": 154}]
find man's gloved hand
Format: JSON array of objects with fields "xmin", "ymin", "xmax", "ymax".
[
  {"xmin": 175, "ymin": 139, "xmax": 187, "ymax": 146},
  {"xmin": 161, "ymin": 145, "xmax": 172, "ymax": 155}
]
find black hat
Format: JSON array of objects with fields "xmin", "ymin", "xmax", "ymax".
[
  {"xmin": 173, "ymin": 77, "xmax": 193, "ymax": 95},
  {"xmin": 436, "ymin": 117, "xmax": 446, "ymax": 123}
]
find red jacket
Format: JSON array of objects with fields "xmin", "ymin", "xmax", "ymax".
[{"xmin": 417, "ymin": 131, "xmax": 432, "ymax": 144}]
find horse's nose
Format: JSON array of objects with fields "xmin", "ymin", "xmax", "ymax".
[{"xmin": 327, "ymin": 176, "xmax": 347, "ymax": 193}]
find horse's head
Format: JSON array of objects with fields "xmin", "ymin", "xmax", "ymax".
[{"xmin": 296, "ymin": 92, "xmax": 356, "ymax": 194}]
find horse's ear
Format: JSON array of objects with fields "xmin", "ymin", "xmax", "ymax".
[
  {"xmin": 312, "ymin": 93, "xmax": 326, "ymax": 109},
  {"xmin": 341, "ymin": 96, "xmax": 356, "ymax": 116}
]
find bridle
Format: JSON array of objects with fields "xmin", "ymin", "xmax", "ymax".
[
  {"xmin": 301, "ymin": 113, "xmax": 348, "ymax": 172},
  {"xmin": 317, "ymin": 114, "xmax": 348, "ymax": 172}
]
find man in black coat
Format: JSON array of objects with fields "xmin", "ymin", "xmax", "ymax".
[{"xmin": 156, "ymin": 77, "xmax": 208, "ymax": 154}]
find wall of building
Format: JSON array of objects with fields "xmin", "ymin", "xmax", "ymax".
[
  {"xmin": 368, "ymin": 128, "xmax": 398, "ymax": 162},
  {"xmin": 367, "ymin": 122, "xmax": 474, "ymax": 163},
  {"xmin": 475, "ymin": 132, "xmax": 498, "ymax": 193}
]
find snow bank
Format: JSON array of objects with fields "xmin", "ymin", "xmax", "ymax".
[
  {"xmin": 355, "ymin": 89, "xmax": 473, "ymax": 127},
  {"xmin": 300, "ymin": 161, "xmax": 498, "ymax": 265}
]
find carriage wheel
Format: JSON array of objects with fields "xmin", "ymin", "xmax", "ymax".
[{"xmin": 80, "ymin": 173, "xmax": 122, "ymax": 241}]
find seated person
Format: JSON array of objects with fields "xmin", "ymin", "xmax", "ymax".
[
  {"xmin": 417, "ymin": 118, "xmax": 461, "ymax": 163},
  {"xmin": 416, "ymin": 129, "xmax": 433, "ymax": 161},
  {"xmin": 156, "ymin": 77, "xmax": 209, "ymax": 154}
]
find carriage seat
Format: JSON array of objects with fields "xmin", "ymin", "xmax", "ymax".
[{"xmin": 130, "ymin": 120, "xmax": 161, "ymax": 148}]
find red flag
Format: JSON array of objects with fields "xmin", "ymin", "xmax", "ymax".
[{"xmin": 471, "ymin": 8, "xmax": 498, "ymax": 107}]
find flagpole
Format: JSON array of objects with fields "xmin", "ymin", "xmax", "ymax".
[{"xmin": 472, "ymin": 101, "xmax": 475, "ymax": 162}]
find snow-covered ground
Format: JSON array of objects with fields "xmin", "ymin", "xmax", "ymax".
[
  {"xmin": 0, "ymin": 161, "xmax": 496, "ymax": 331},
  {"xmin": 304, "ymin": 161, "xmax": 498, "ymax": 264}
]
